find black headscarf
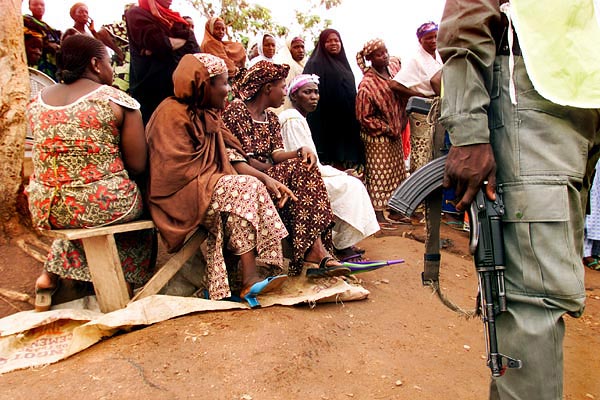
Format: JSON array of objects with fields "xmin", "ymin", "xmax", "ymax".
[{"xmin": 303, "ymin": 29, "xmax": 363, "ymax": 165}]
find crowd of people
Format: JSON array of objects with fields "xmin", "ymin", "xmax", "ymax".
[
  {"xmin": 21, "ymin": 1, "xmax": 600, "ymax": 398},
  {"xmin": 25, "ymin": 0, "xmax": 434, "ymax": 310}
]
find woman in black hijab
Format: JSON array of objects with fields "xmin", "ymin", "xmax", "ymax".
[{"xmin": 303, "ymin": 29, "xmax": 364, "ymax": 169}]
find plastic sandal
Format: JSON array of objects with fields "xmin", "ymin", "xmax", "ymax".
[
  {"xmin": 305, "ymin": 256, "xmax": 351, "ymax": 279},
  {"xmin": 240, "ymin": 275, "xmax": 288, "ymax": 308},
  {"xmin": 583, "ymin": 257, "xmax": 600, "ymax": 271},
  {"xmin": 34, "ymin": 284, "xmax": 59, "ymax": 312}
]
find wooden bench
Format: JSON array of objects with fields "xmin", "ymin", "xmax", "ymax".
[{"xmin": 40, "ymin": 220, "xmax": 207, "ymax": 313}]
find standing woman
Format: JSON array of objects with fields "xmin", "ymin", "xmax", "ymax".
[
  {"xmin": 355, "ymin": 39, "xmax": 408, "ymax": 226},
  {"xmin": 222, "ymin": 61, "xmax": 351, "ymax": 278},
  {"xmin": 274, "ymin": 35, "xmax": 307, "ymax": 113},
  {"xmin": 23, "ymin": 0, "xmax": 62, "ymax": 80},
  {"xmin": 27, "ymin": 35, "xmax": 154, "ymax": 311},
  {"xmin": 248, "ymin": 32, "xmax": 277, "ymax": 66},
  {"xmin": 125, "ymin": 0, "xmax": 200, "ymax": 123},
  {"xmin": 201, "ymin": 16, "xmax": 246, "ymax": 78},
  {"xmin": 303, "ymin": 29, "xmax": 364, "ymax": 169},
  {"xmin": 61, "ymin": 2, "xmax": 123, "ymax": 61}
]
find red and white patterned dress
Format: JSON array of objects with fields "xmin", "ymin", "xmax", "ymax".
[{"xmin": 26, "ymin": 85, "xmax": 154, "ymax": 285}]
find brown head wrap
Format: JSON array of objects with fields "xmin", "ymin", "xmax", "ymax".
[
  {"xmin": 237, "ymin": 60, "xmax": 290, "ymax": 101},
  {"xmin": 356, "ymin": 38, "xmax": 386, "ymax": 74}
]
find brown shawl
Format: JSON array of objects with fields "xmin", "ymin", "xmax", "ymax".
[
  {"xmin": 146, "ymin": 54, "xmax": 246, "ymax": 252},
  {"xmin": 201, "ymin": 17, "xmax": 246, "ymax": 77}
]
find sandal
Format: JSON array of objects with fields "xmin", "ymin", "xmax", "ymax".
[
  {"xmin": 305, "ymin": 256, "xmax": 351, "ymax": 279},
  {"xmin": 34, "ymin": 284, "xmax": 59, "ymax": 312},
  {"xmin": 583, "ymin": 257, "xmax": 600, "ymax": 271},
  {"xmin": 240, "ymin": 275, "xmax": 288, "ymax": 308}
]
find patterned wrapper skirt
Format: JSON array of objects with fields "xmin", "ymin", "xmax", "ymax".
[
  {"xmin": 202, "ymin": 175, "xmax": 289, "ymax": 300},
  {"xmin": 408, "ymin": 112, "xmax": 432, "ymax": 173},
  {"xmin": 360, "ymin": 132, "xmax": 406, "ymax": 211},
  {"xmin": 266, "ymin": 158, "xmax": 335, "ymax": 276}
]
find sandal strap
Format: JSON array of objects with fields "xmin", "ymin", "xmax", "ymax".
[{"xmin": 319, "ymin": 256, "xmax": 335, "ymax": 269}]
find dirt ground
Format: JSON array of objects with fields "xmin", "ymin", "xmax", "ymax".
[{"xmin": 0, "ymin": 222, "xmax": 599, "ymax": 400}]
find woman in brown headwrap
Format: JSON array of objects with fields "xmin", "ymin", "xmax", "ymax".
[
  {"xmin": 222, "ymin": 61, "xmax": 351, "ymax": 279},
  {"xmin": 146, "ymin": 53, "xmax": 293, "ymax": 308},
  {"xmin": 201, "ymin": 16, "xmax": 246, "ymax": 78}
]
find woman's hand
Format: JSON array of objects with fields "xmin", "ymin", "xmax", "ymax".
[
  {"xmin": 87, "ymin": 18, "xmax": 96, "ymax": 34},
  {"xmin": 297, "ymin": 146, "xmax": 317, "ymax": 170},
  {"xmin": 262, "ymin": 176, "xmax": 298, "ymax": 208}
]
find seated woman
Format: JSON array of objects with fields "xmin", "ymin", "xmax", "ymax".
[
  {"xmin": 27, "ymin": 35, "xmax": 154, "ymax": 311},
  {"xmin": 146, "ymin": 53, "xmax": 292, "ymax": 307},
  {"xmin": 279, "ymin": 74, "xmax": 380, "ymax": 260},
  {"xmin": 201, "ymin": 16, "xmax": 246, "ymax": 78},
  {"xmin": 222, "ymin": 61, "xmax": 350, "ymax": 278}
]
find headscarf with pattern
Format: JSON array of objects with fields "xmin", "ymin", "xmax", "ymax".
[
  {"xmin": 416, "ymin": 21, "xmax": 438, "ymax": 39},
  {"xmin": 193, "ymin": 53, "xmax": 227, "ymax": 77},
  {"xmin": 147, "ymin": 52, "xmax": 245, "ymax": 252},
  {"xmin": 237, "ymin": 60, "xmax": 290, "ymax": 101},
  {"xmin": 287, "ymin": 74, "xmax": 319, "ymax": 97},
  {"xmin": 356, "ymin": 38, "xmax": 386, "ymax": 74}
]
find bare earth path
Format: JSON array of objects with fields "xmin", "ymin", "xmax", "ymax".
[{"xmin": 0, "ymin": 225, "xmax": 599, "ymax": 400}]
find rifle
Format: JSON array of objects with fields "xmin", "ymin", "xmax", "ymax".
[
  {"xmin": 470, "ymin": 188, "xmax": 522, "ymax": 377},
  {"xmin": 388, "ymin": 157, "xmax": 522, "ymax": 377}
]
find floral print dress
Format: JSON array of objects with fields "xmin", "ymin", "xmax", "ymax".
[
  {"xmin": 26, "ymin": 85, "xmax": 154, "ymax": 285},
  {"xmin": 223, "ymin": 100, "xmax": 335, "ymax": 275}
]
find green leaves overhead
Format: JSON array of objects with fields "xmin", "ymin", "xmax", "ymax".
[{"xmin": 187, "ymin": 0, "xmax": 341, "ymax": 45}]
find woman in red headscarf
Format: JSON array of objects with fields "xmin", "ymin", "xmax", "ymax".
[{"xmin": 125, "ymin": 0, "xmax": 200, "ymax": 124}]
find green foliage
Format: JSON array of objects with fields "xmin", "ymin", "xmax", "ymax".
[{"xmin": 187, "ymin": 0, "xmax": 340, "ymax": 46}]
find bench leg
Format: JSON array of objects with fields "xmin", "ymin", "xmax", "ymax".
[
  {"xmin": 81, "ymin": 234, "xmax": 130, "ymax": 313},
  {"xmin": 130, "ymin": 229, "xmax": 206, "ymax": 302}
]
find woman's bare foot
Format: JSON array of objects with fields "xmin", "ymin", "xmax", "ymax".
[
  {"xmin": 35, "ymin": 270, "xmax": 58, "ymax": 290},
  {"xmin": 304, "ymin": 237, "xmax": 343, "ymax": 266},
  {"xmin": 239, "ymin": 250, "xmax": 262, "ymax": 290}
]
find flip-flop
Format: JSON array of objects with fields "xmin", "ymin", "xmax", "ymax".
[
  {"xmin": 305, "ymin": 256, "xmax": 351, "ymax": 279},
  {"xmin": 34, "ymin": 285, "xmax": 59, "ymax": 312},
  {"xmin": 240, "ymin": 275, "xmax": 288, "ymax": 308},
  {"xmin": 583, "ymin": 257, "xmax": 600, "ymax": 271}
]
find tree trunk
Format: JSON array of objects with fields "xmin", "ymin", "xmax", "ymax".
[{"xmin": 0, "ymin": 0, "xmax": 30, "ymax": 240}]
